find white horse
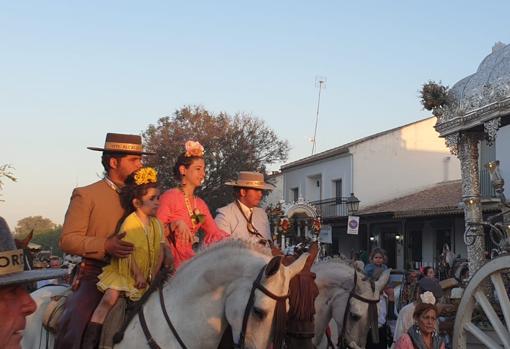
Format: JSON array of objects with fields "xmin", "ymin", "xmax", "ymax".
[
  {"xmin": 312, "ymin": 260, "xmax": 390, "ymax": 349},
  {"xmin": 23, "ymin": 239, "xmax": 308, "ymax": 349}
]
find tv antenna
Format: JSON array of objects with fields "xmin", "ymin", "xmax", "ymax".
[{"xmin": 311, "ymin": 76, "xmax": 326, "ymax": 155}]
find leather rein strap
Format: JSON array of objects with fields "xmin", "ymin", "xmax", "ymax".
[
  {"xmin": 138, "ymin": 286, "xmax": 189, "ymax": 349},
  {"xmin": 236, "ymin": 264, "xmax": 289, "ymax": 349},
  {"xmin": 338, "ymin": 270, "xmax": 380, "ymax": 349}
]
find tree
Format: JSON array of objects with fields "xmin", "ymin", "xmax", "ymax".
[
  {"xmin": 31, "ymin": 225, "xmax": 63, "ymax": 257},
  {"xmin": 15, "ymin": 216, "xmax": 56, "ymax": 237},
  {"xmin": 143, "ymin": 105, "xmax": 289, "ymax": 211},
  {"xmin": 0, "ymin": 164, "xmax": 16, "ymax": 201}
]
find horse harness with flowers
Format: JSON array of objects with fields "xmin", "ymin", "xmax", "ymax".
[{"xmin": 129, "ymin": 258, "xmax": 289, "ymax": 349}]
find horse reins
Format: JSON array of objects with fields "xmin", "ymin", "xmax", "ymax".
[
  {"xmin": 337, "ymin": 270, "xmax": 380, "ymax": 349},
  {"xmin": 138, "ymin": 262, "xmax": 289, "ymax": 349}
]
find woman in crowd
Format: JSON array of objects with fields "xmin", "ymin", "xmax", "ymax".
[
  {"xmin": 423, "ymin": 266, "xmax": 436, "ymax": 279},
  {"xmin": 157, "ymin": 141, "xmax": 228, "ymax": 269},
  {"xmin": 395, "ymin": 301, "xmax": 445, "ymax": 349}
]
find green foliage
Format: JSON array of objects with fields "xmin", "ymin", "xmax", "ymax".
[
  {"xmin": 143, "ymin": 105, "xmax": 290, "ymax": 212},
  {"xmin": 15, "ymin": 215, "xmax": 56, "ymax": 236},
  {"xmin": 31, "ymin": 225, "xmax": 63, "ymax": 257}
]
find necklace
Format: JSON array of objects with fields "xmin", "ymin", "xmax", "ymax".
[{"xmin": 135, "ymin": 214, "xmax": 154, "ymax": 283}]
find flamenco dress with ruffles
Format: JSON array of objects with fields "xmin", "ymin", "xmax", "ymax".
[
  {"xmin": 96, "ymin": 212, "xmax": 163, "ymax": 301},
  {"xmin": 156, "ymin": 188, "xmax": 228, "ymax": 270}
]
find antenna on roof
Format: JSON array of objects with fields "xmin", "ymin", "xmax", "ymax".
[{"xmin": 311, "ymin": 76, "xmax": 326, "ymax": 155}]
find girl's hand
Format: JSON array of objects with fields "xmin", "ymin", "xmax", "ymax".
[
  {"xmin": 173, "ymin": 220, "xmax": 194, "ymax": 244},
  {"xmin": 135, "ymin": 272, "xmax": 147, "ymax": 289}
]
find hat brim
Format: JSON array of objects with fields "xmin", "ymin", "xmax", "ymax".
[
  {"xmin": 87, "ymin": 147, "xmax": 156, "ymax": 155},
  {"xmin": 0, "ymin": 269, "xmax": 68, "ymax": 287},
  {"xmin": 225, "ymin": 181, "xmax": 274, "ymax": 190}
]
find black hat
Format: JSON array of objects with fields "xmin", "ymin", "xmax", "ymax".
[
  {"xmin": 418, "ymin": 277, "xmax": 444, "ymax": 299},
  {"xmin": 0, "ymin": 217, "xmax": 67, "ymax": 287},
  {"xmin": 87, "ymin": 133, "xmax": 155, "ymax": 155}
]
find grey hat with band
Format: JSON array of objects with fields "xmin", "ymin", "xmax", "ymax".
[
  {"xmin": 225, "ymin": 171, "xmax": 274, "ymax": 190},
  {"xmin": 0, "ymin": 217, "xmax": 67, "ymax": 287}
]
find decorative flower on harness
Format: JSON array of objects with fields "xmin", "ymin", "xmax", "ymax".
[
  {"xmin": 185, "ymin": 141, "xmax": 204, "ymax": 157},
  {"xmin": 134, "ymin": 167, "xmax": 158, "ymax": 185},
  {"xmin": 191, "ymin": 208, "xmax": 206, "ymax": 225}
]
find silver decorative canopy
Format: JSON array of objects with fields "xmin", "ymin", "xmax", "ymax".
[{"xmin": 435, "ymin": 42, "xmax": 510, "ymax": 140}]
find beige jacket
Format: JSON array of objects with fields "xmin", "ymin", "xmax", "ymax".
[{"xmin": 60, "ymin": 179, "xmax": 124, "ymax": 261}]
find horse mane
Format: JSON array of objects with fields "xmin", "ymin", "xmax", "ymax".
[
  {"xmin": 175, "ymin": 238, "xmax": 272, "ymax": 275},
  {"xmin": 312, "ymin": 259, "xmax": 358, "ymax": 290}
]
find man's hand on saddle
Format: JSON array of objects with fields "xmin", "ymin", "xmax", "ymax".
[
  {"xmin": 173, "ymin": 220, "xmax": 194, "ymax": 244},
  {"xmin": 105, "ymin": 232, "xmax": 134, "ymax": 258}
]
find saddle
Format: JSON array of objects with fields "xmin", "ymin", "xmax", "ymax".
[{"xmin": 42, "ymin": 289, "xmax": 127, "ymax": 349}]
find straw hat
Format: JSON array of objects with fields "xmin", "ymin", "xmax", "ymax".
[
  {"xmin": 0, "ymin": 217, "xmax": 67, "ymax": 287},
  {"xmin": 225, "ymin": 171, "xmax": 274, "ymax": 190},
  {"xmin": 87, "ymin": 133, "xmax": 155, "ymax": 155}
]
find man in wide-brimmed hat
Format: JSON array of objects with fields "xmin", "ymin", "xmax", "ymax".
[
  {"xmin": 0, "ymin": 216, "xmax": 67, "ymax": 349},
  {"xmin": 215, "ymin": 171, "xmax": 274, "ymax": 246},
  {"xmin": 56, "ymin": 133, "xmax": 153, "ymax": 349}
]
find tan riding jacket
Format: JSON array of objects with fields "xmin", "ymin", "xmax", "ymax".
[{"xmin": 60, "ymin": 180, "xmax": 124, "ymax": 261}]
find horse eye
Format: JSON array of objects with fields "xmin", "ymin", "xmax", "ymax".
[
  {"xmin": 350, "ymin": 312, "xmax": 361, "ymax": 321},
  {"xmin": 252, "ymin": 307, "xmax": 267, "ymax": 320}
]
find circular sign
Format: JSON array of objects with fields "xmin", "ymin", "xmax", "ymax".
[{"xmin": 348, "ymin": 218, "xmax": 358, "ymax": 229}]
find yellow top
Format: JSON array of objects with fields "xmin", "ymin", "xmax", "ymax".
[{"xmin": 97, "ymin": 212, "xmax": 163, "ymax": 301}]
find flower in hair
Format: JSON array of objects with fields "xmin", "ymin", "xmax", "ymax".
[
  {"xmin": 185, "ymin": 140, "xmax": 204, "ymax": 157},
  {"xmin": 134, "ymin": 167, "xmax": 158, "ymax": 185},
  {"xmin": 420, "ymin": 291, "xmax": 436, "ymax": 304}
]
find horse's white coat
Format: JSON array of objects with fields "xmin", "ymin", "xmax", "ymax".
[{"xmin": 23, "ymin": 240, "xmax": 308, "ymax": 349}]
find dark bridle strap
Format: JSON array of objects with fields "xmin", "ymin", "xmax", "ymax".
[
  {"xmin": 159, "ymin": 286, "xmax": 189, "ymax": 349},
  {"xmin": 338, "ymin": 270, "xmax": 381, "ymax": 349},
  {"xmin": 138, "ymin": 306, "xmax": 163, "ymax": 349},
  {"xmin": 236, "ymin": 264, "xmax": 289, "ymax": 349}
]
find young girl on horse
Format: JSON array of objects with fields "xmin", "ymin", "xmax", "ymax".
[{"xmin": 82, "ymin": 167, "xmax": 165, "ymax": 349}]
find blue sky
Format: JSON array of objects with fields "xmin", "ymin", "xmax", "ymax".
[{"xmin": 1, "ymin": 0, "xmax": 509, "ymax": 228}]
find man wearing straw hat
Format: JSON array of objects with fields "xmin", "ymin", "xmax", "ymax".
[
  {"xmin": 215, "ymin": 171, "xmax": 274, "ymax": 246},
  {"xmin": 0, "ymin": 216, "xmax": 67, "ymax": 349},
  {"xmin": 55, "ymin": 133, "xmax": 154, "ymax": 349}
]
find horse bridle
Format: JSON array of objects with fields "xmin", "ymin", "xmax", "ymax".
[
  {"xmin": 236, "ymin": 263, "xmax": 288, "ymax": 349},
  {"xmin": 138, "ymin": 262, "xmax": 289, "ymax": 349},
  {"xmin": 337, "ymin": 270, "xmax": 380, "ymax": 349}
]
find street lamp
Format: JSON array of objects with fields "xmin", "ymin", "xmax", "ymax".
[{"xmin": 346, "ymin": 193, "xmax": 360, "ymax": 215}]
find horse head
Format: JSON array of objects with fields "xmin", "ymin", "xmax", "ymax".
[
  {"xmin": 226, "ymin": 253, "xmax": 309, "ymax": 349},
  {"xmin": 334, "ymin": 269, "xmax": 390, "ymax": 349}
]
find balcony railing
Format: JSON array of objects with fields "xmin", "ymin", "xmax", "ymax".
[{"xmin": 309, "ymin": 197, "xmax": 350, "ymax": 218}]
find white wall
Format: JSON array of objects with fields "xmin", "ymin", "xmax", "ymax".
[
  {"xmin": 496, "ymin": 124, "xmax": 510, "ymax": 190},
  {"xmin": 263, "ymin": 173, "xmax": 283, "ymax": 208},
  {"xmin": 283, "ymin": 154, "xmax": 352, "ymax": 202},
  {"xmin": 351, "ymin": 118, "xmax": 461, "ymax": 208}
]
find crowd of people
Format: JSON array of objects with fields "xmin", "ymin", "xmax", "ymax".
[{"xmin": 359, "ymin": 247, "xmax": 447, "ymax": 349}]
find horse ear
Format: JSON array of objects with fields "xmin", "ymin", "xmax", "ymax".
[
  {"xmin": 265, "ymin": 256, "xmax": 282, "ymax": 277},
  {"xmin": 284, "ymin": 252, "xmax": 309, "ymax": 279},
  {"xmin": 375, "ymin": 269, "xmax": 391, "ymax": 292}
]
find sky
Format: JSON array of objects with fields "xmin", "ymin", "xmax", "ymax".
[{"xmin": 1, "ymin": 0, "xmax": 510, "ymax": 229}]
